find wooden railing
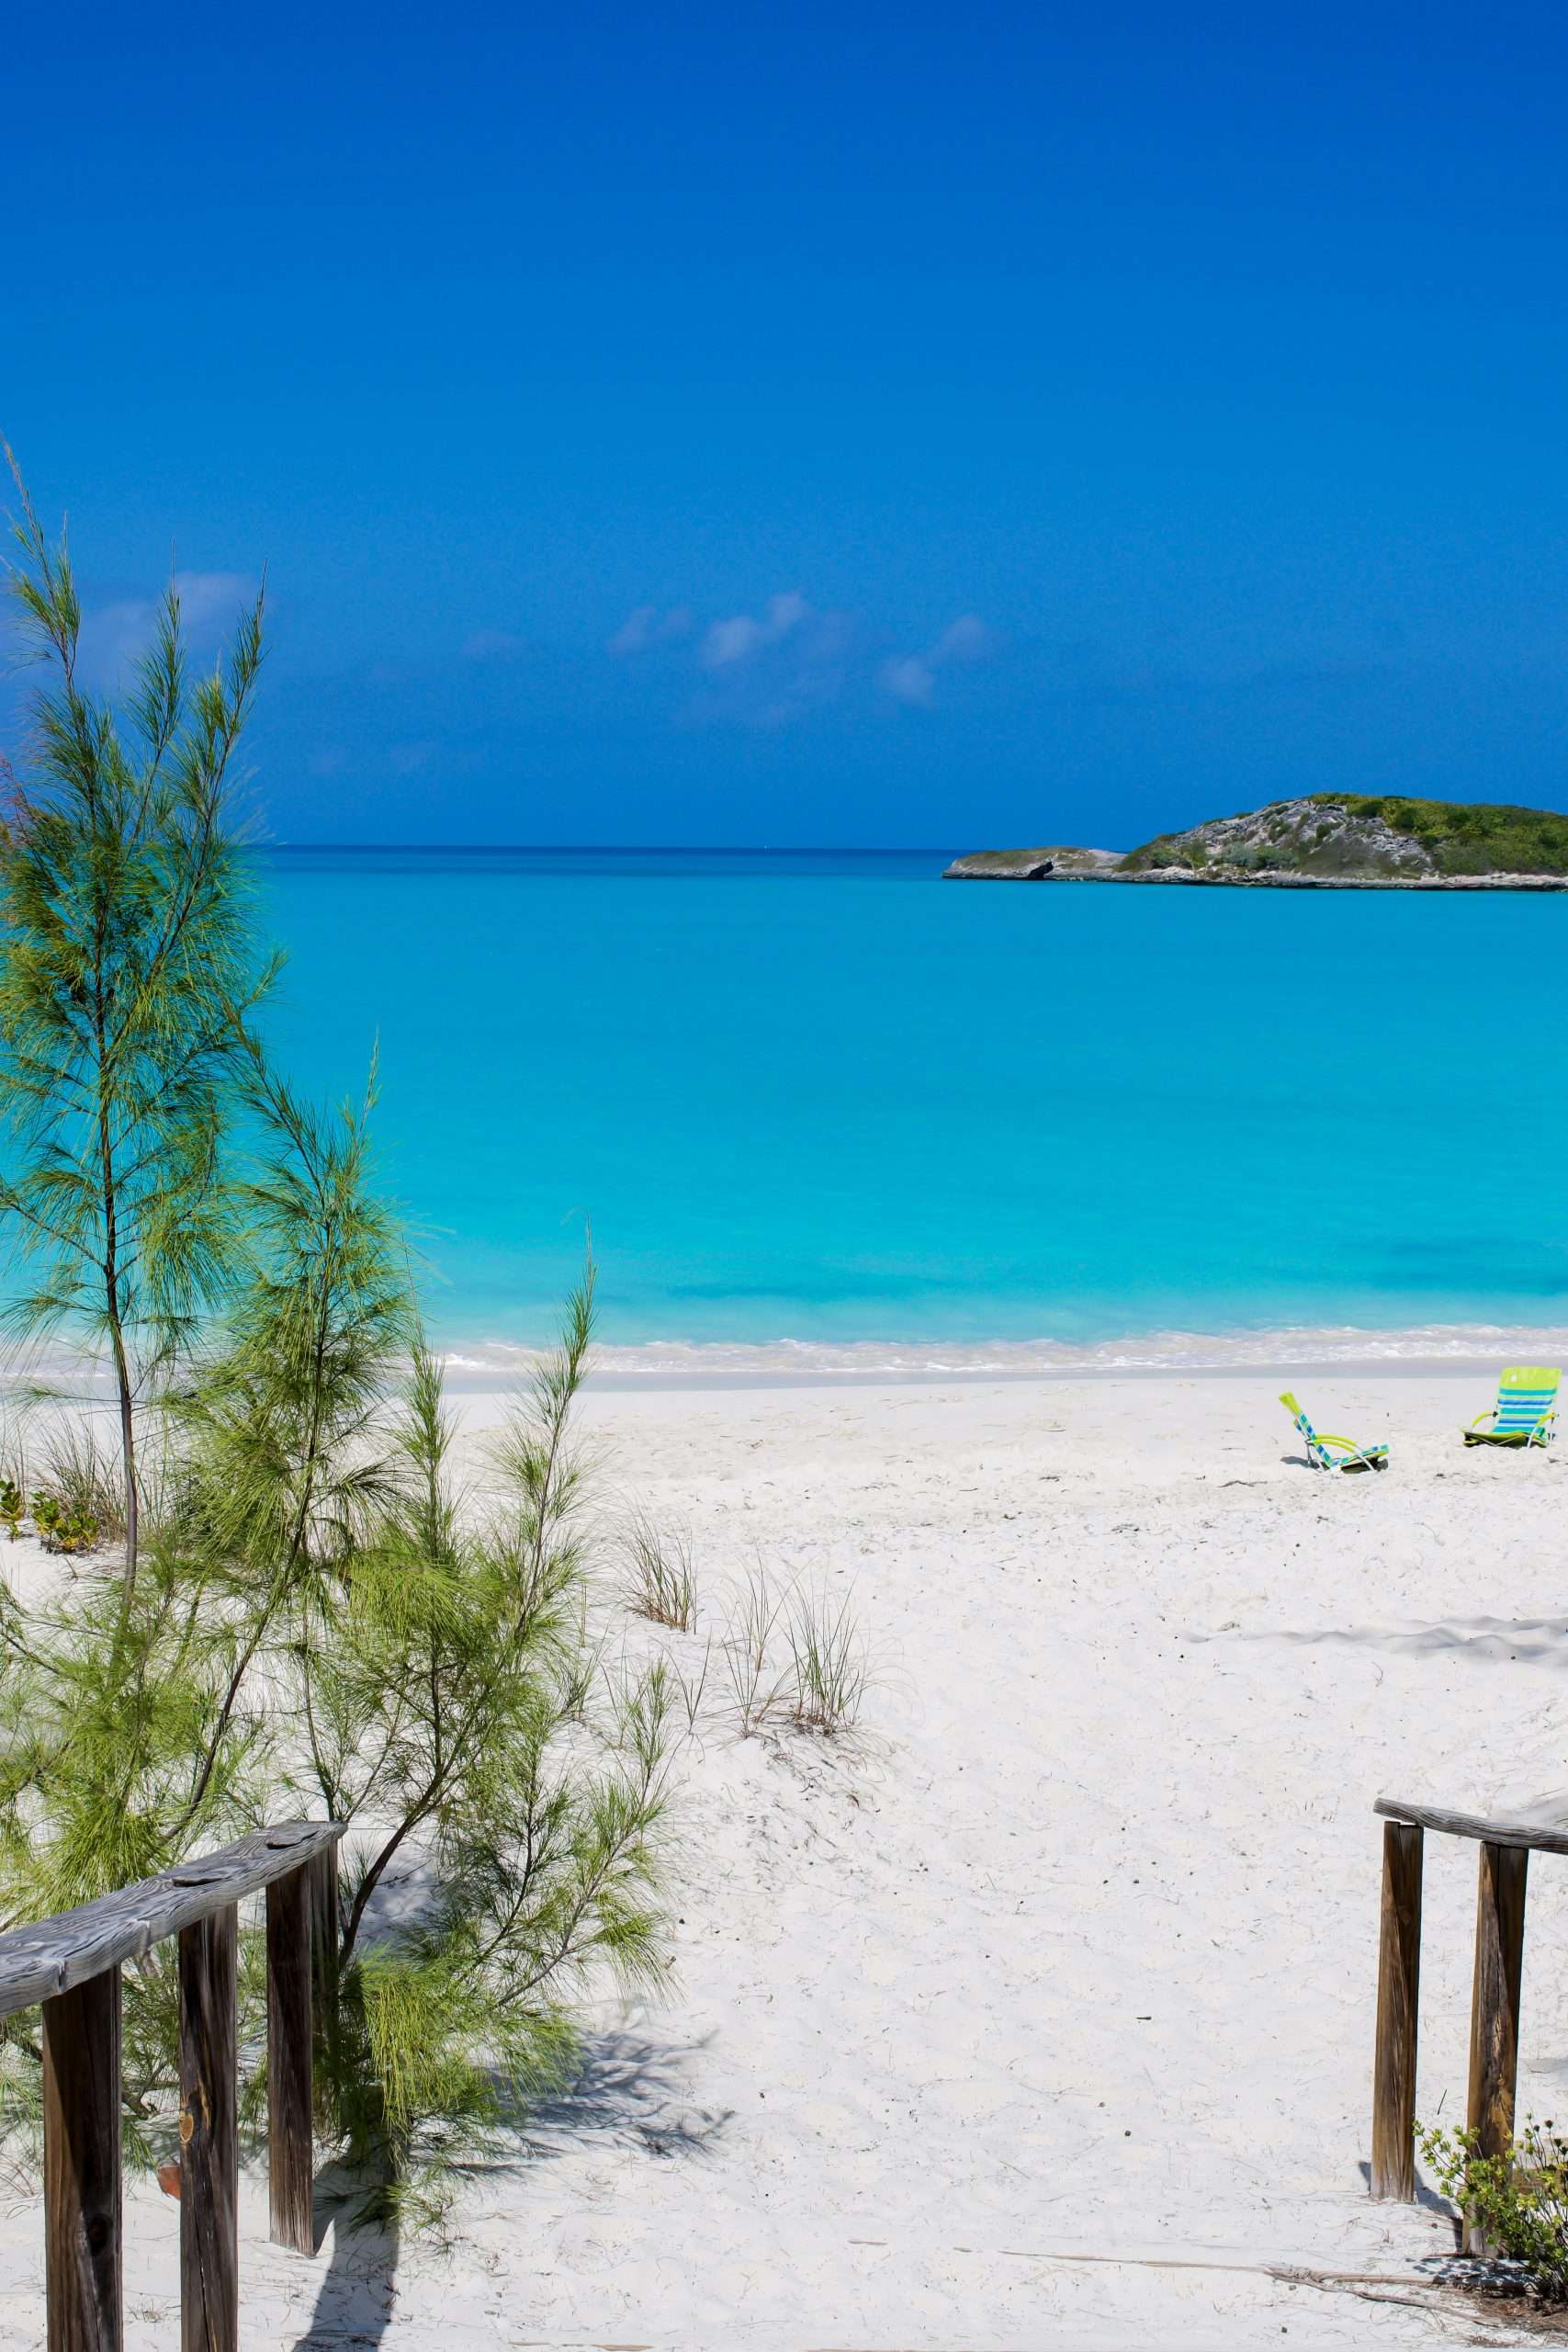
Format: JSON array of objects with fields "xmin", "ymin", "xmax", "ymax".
[
  {"xmin": 0, "ymin": 1818, "xmax": 345, "ymax": 2350},
  {"xmin": 1370, "ymin": 1794, "xmax": 1558, "ymax": 2232}
]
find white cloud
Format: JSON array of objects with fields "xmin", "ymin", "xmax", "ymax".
[
  {"xmin": 932, "ymin": 613, "xmax": 991, "ymax": 663},
  {"xmin": 690, "ymin": 598, "xmax": 862, "ymax": 727},
  {"xmin": 75, "ymin": 571, "xmax": 256, "ymax": 692},
  {"xmin": 608, "ymin": 604, "xmax": 694, "ymax": 656},
  {"xmin": 700, "ymin": 592, "xmax": 809, "ymax": 670},
  {"xmin": 606, "ymin": 590, "xmax": 997, "ymax": 728},
  {"xmin": 878, "ymin": 612, "xmax": 995, "ymax": 708},
  {"xmin": 879, "ymin": 654, "xmax": 935, "ymax": 707},
  {"xmin": 173, "ymin": 571, "xmax": 254, "ymax": 629}
]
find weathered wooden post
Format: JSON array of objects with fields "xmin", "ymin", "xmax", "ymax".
[
  {"xmin": 1467, "ymin": 1839, "xmax": 1528, "ymax": 2160},
  {"xmin": 180, "ymin": 1905, "xmax": 238, "ymax": 2352},
  {"xmin": 266, "ymin": 1862, "xmax": 314, "ymax": 2253},
  {"xmin": 1370, "ymin": 1818, "xmax": 1423, "ymax": 2199},
  {"xmin": 309, "ymin": 1840, "xmax": 339, "ymax": 2130},
  {"xmin": 0, "ymin": 1822, "xmax": 345, "ymax": 2352},
  {"xmin": 42, "ymin": 1966, "xmax": 122, "ymax": 2352}
]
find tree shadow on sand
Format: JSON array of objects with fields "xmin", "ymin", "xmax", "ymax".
[
  {"xmin": 519, "ymin": 2024, "xmax": 731, "ymax": 2167},
  {"xmin": 289, "ymin": 2186, "xmax": 399, "ymax": 2351},
  {"xmin": 289, "ymin": 2026, "xmax": 730, "ymax": 2346}
]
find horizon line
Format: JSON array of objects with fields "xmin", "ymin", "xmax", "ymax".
[{"xmin": 261, "ymin": 841, "xmax": 960, "ymax": 854}]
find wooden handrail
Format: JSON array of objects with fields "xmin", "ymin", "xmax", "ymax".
[
  {"xmin": 1374, "ymin": 1794, "xmax": 1568, "ymax": 1856},
  {"xmin": 1370, "ymin": 1797, "xmax": 1538, "ymax": 2249},
  {"xmin": 0, "ymin": 1818, "xmax": 344, "ymax": 2018},
  {"xmin": 0, "ymin": 1820, "xmax": 345, "ymax": 2350}
]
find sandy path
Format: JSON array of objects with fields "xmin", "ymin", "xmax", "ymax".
[{"xmin": 2, "ymin": 1371, "xmax": 1562, "ymax": 2347}]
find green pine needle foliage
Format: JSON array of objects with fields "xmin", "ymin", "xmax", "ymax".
[
  {"xmin": 0, "ymin": 1064, "xmax": 675, "ymax": 2219},
  {"xmin": 0, "ymin": 455, "xmax": 277, "ymax": 1597},
  {"xmin": 0, "ymin": 466, "xmax": 676, "ymax": 2219}
]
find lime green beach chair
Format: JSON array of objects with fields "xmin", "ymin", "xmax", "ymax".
[
  {"xmin": 1280, "ymin": 1392, "xmax": 1389, "ymax": 1473},
  {"xmin": 1463, "ymin": 1366, "xmax": 1559, "ymax": 1449}
]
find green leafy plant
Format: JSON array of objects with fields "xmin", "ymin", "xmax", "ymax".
[
  {"xmin": 0, "ymin": 1479, "xmax": 21, "ymax": 1541},
  {"xmin": 1420, "ymin": 2119, "xmax": 1568, "ymax": 2301},
  {"xmin": 25, "ymin": 1486, "xmax": 99, "ymax": 1554}
]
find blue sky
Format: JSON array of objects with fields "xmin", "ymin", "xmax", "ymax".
[{"xmin": 4, "ymin": 1, "xmax": 1566, "ymax": 846}]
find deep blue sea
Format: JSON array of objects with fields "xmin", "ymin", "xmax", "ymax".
[{"xmin": 258, "ymin": 847, "xmax": 1568, "ymax": 1367}]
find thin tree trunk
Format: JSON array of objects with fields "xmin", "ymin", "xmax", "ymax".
[
  {"xmin": 110, "ymin": 1321, "xmax": 139, "ymax": 1600},
  {"xmin": 99, "ymin": 1100, "xmax": 139, "ymax": 1602}
]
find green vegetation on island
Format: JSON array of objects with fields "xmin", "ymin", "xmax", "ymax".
[
  {"xmin": 948, "ymin": 793, "xmax": 1568, "ymax": 885},
  {"xmin": 1122, "ymin": 792, "xmax": 1568, "ymax": 879}
]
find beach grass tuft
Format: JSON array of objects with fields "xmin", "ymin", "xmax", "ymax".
[
  {"xmin": 721, "ymin": 1560, "xmax": 793, "ymax": 1736},
  {"xmin": 33, "ymin": 1418, "xmax": 126, "ymax": 1544},
  {"xmin": 785, "ymin": 1586, "xmax": 869, "ymax": 1736},
  {"xmin": 620, "ymin": 1506, "xmax": 699, "ymax": 1632},
  {"xmin": 719, "ymin": 1565, "xmax": 871, "ymax": 1739}
]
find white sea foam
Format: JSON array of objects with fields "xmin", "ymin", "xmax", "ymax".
[
  {"xmin": 431, "ymin": 1317, "xmax": 1568, "ymax": 1385},
  {"xmin": 17, "ymin": 1321, "xmax": 1563, "ymax": 1398}
]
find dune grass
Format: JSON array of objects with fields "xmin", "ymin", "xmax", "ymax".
[{"xmin": 619, "ymin": 1506, "xmax": 699, "ymax": 1632}]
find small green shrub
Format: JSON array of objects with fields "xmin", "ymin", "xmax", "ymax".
[
  {"xmin": 1420, "ymin": 2119, "xmax": 1568, "ymax": 2301},
  {"xmin": 0, "ymin": 1481, "xmax": 22, "ymax": 1541},
  {"xmin": 28, "ymin": 1490, "xmax": 99, "ymax": 1555}
]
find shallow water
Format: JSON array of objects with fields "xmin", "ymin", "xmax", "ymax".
[{"xmin": 259, "ymin": 846, "xmax": 1568, "ymax": 1357}]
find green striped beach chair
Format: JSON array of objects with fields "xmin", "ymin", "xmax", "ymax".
[
  {"xmin": 1280, "ymin": 1392, "xmax": 1389, "ymax": 1474},
  {"xmin": 1463, "ymin": 1366, "xmax": 1559, "ymax": 1449}
]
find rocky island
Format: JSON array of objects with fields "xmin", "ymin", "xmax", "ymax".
[
  {"xmin": 942, "ymin": 843, "xmax": 1125, "ymax": 879},
  {"xmin": 943, "ymin": 793, "xmax": 1568, "ymax": 888}
]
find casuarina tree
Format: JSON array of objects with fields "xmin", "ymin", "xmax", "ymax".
[{"xmin": 0, "ymin": 454, "xmax": 274, "ymax": 1597}]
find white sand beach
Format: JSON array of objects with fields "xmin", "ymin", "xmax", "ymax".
[{"xmin": 3, "ymin": 1367, "xmax": 1564, "ymax": 2348}]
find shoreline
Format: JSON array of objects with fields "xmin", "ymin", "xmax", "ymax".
[
  {"xmin": 10, "ymin": 1320, "xmax": 1564, "ymax": 1402},
  {"xmin": 943, "ymin": 865, "xmax": 1568, "ymax": 889},
  {"xmin": 434, "ymin": 1318, "xmax": 1568, "ymax": 1388}
]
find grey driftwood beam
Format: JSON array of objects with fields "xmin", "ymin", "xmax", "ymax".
[
  {"xmin": 0, "ymin": 1819, "xmax": 344, "ymax": 2019},
  {"xmin": 1373, "ymin": 1795, "xmax": 1568, "ymax": 1856}
]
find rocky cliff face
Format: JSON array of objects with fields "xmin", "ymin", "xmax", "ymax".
[
  {"xmin": 942, "ymin": 845, "xmax": 1124, "ymax": 879},
  {"xmin": 1121, "ymin": 797, "xmax": 1435, "ymax": 878},
  {"xmin": 945, "ymin": 794, "xmax": 1568, "ymax": 886},
  {"xmin": 1120, "ymin": 793, "xmax": 1568, "ymax": 879}
]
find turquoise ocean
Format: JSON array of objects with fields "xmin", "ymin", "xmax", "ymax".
[{"xmin": 260, "ymin": 847, "xmax": 1568, "ymax": 1371}]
